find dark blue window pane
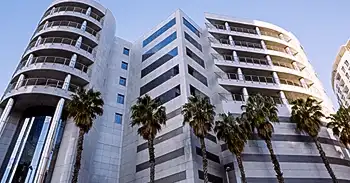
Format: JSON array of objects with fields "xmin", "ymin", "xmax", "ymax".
[
  {"xmin": 121, "ymin": 62, "xmax": 128, "ymax": 70},
  {"xmin": 143, "ymin": 18, "xmax": 176, "ymax": 47},
  {"xmin": 141, "ymin": 47, "xmax": 178, "ymax": 78},
  {"xmin": 119, "ymin": 77, "xmax": 126, "ymax": 86},
  {"xmin": 123, "ymin": 48, "xmax": 130, "ymax": 56},
  {"xmin": 183, "ymin": 18, "xmax": 200, "ymax": 38},
  {"xmin": 188, "ymin": 65, "xmax": 208, "ymax": 86},
  {"xmin": 186, "ymin": 48, "xmax": 205, "ymax": 68},
  {"xmin": 184, "ymin": 32, "xmax": 202, "ymax": 52},
  {"xmin": 142, "ymin": 32, "xmax": 177, "ymax": 62},
  {"xmin": 115, "ymin": 113, "xmax": 122, "ymax": 124},
  {"xmin": 117, "ymin": 94, "xmax": 125, "ymax": 104},
  {"xmin": 154, "ymin": 85, "xmax": 181, "ymax": 105}
]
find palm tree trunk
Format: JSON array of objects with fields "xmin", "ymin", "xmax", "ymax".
[
  {"xmin": 313, "ymin": 137, "xmax": 338, "ymax": 183},
  {"xmin": 148, "ymin": 139, "xmax": 155, "ymax": 183},
  {"xmin": 72, "ymin": 129, "xmax": 85, "ymax": 183},
  {"xmin": 236, "ymin": 153, "xmax": 247, "ymax": 183},
  {"xmin": 200, "ymin": 137, "xmax": 209, "ymax": 183},
  {"xmin": 265, "ymin": 139, "xmax": 284, "ymax": 183}
]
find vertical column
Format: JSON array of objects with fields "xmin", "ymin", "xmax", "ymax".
[
  {"xmin": 81, "ymin": 21, "xmax": 87, "ymax": 31},
  {"xmin": 266, "ymin": 55, "xmax": 273, "ymax": 66},
  {"xmin": 63, "ymin": 74, "xmax": 71, "ymax": 91},
  {"xmin": 75, "ymin": 36, "xmax": 82, "ymax": 48},
  {"xmin": 50, "ymin": 7, "xmax": 56, "ymax": 15},
  {"xmin": 300, "ymin": 78, "xmax": 308, "ymax": 88},
  {"xmin": 237, "ymin": 68, "xmax": 244, "ymax": 81},
  {"xmin": 261, "ymin": 40, "xmax": 267, "ymax": 50},
  {"xmin": 233, "ymin": 51, "xmax": 239, "ymax": 62},
  {"xmin": 1, "ymin": 118, "xmax": 33, "ymax": 183},
  {"xmin": 292, "ymin": 62, "xmax": 300, "ymax": 71},
  {"xmin": 285, "ymin": 47, "xmax": 293, "ymax": 55},
  {"xmin": 272, "ymin": 72, "xmax": 280, "ymax": 84},
  {"xmin": 25, "ymin": 54, "xmax": 34, "ymax": 67},
  {"xmin": 86, "ymin": 7, "xmax": 91, "ymax": 16},
  {"xmin": 242, "ymin": 87, "xmax": 249, "ymax": 102},
  {"xmin": 34, "ymin": 98, "xmax": 65, "ymax": 183},
  {"xmin": 279, "ymin": 91, "xmax": 288, "ymax": 104},
  {"xmin": 255, "ymin": 27, "xmax": 261, "ymax": 36},
  {"xmin": 43, "ymin": 21, "xmax": 49, "ymax": 29},
  {"xmin": 35, "ymin": 36, "xmax": 42, "ymax": 47},
  {"xmin": 229, "ymin": 36, "xmax": 235, "ymax": 46},
  {"xmin": 15, "ymin": 74, "xmax": 25, "ymax": 89},
  {"xmin": 225, "ymin": 22, "xmax": 231, "ymax": 31},
  {"xmin": 278, "ymin": 33, "xmax": 285, "ymax": 41},
  {"xmin": 69, "ymin": 54, "xmax": 77, "ymax": 68},
  {"xmin": 0, "ymin": 98, "xmax": 14, "ymax": 137}
]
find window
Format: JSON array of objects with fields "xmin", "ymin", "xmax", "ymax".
[
  {"xmin": 346, "ymin": 60, "xmax": 349, "ymax": 67},
  {"xmin": 188, "ymin": 65, "xmax": 208, "ymax": 86},
  {"xmin": 190, "ymin": 85, "xmax": 208, "ymax": 99},
  {"xmin": 143, "ymin": 18, "xmax": 176, "ymax": 47},
  {"xmin": 117, "ymin": 94, "xmax": 125, "ymax": 104},
  {"xmin": 154, "ymin": 85, "xmax": 181, "ymax": 105},
  {"xmin": 142, "ymin": 32, "xmax": 177, "ymax": 62},
  {"xmin": 121, "ymin": 62, "xmax": 128, "ymax": 70},
  {"xmin": 186, "ymin": 48, "xmax": 205, "ymax": 68},
  {"xmin": 141, "ymin": 47, "xmax": 178, "ymax": 78},
  {"xmin": 346, "ymin": 73, "xmax": 350, "ymax": 80},
  {"xmin": 119, "ymin": 77, "xmax": 126, "ymax": 86},
  {"xmin": 342, "ymin": 66, "xmax": 346, "ymax": 73},
  {"xmin": 115, "ymin": 113, "xmax": 122, "ymax": 124},
  {"xmin": 140, "ymin": 65, "xmax": 179, "ymax": 95},
  {"xmin": 123, "ymin": 48, "xmax": 130, "ymax": 56},
  {"xmin": 183, "ymin": 18, "xmax": 200, "ymax": 37},
  {"xmin": 184, "ymin": 32, "xmax": 202, "ymax": 52}
]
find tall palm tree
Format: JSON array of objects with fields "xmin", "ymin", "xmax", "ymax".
[
  {"xmin": 327, "ymin": 105, "xmax": 350, "ymax": 147},
  {"xmin": 130, "ymin": 94, "xmax": 166, "ymax": 183},
  {"xmin": 291, "ymin": 97, "xmax": 338, "ymax": 183},
  {"xmin": 214, "ymin": 113, "xmax": 250, "ymax": 183},
  {"xmin": 182, "ymin": 95, "xmax": 215, "ymax": 183},
  {"xmin": 67, "ymin": 88, "xmax": 104, "ymax": 183},
  {"xmin": 241, "ymin": 94, "xmax": 284, "ymax": 183}
]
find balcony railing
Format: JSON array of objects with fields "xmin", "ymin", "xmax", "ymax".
[
  {"xmin": 17, "ymin": 56, "xmax": 89, "ymax": 73},
  {"xmin": 260, "ymin": 31, "xmax": 281, "ymax": 39},
  {"xmin": 272, "ymin": 61, "xmax": 295, "ymax": 70},
  {"xmin": 279, "ymin": 79, "xmax": 303, "ymax": 87},
  {"xmin": 212, "ymin": 53, "xmax": 269, "ymax": 66},
  {"xmin": 7, "ymin": 78, "xmax": 79, "ymax": 93},
  {"xmin": 36, "ymin": 20, "xmax": 98, "ymax": 37},
  {"xmin": 43, "ymin": 6, "xmax": 102, "ymax": 22},
  {"xmin": 230, "ymin": 26, "xmax": 257, "ymax": 35},
  {"xmin": 234, "ymin": 41, "xmax": 263, "ymax": 50},
  {"xmin": 27, "ymin": 37, "xmax": 94, "ymax": 55},
  {"xmin": 266, "ymin": 45, "xmax": 288, "ymax": 54},
  {"xmin": 216, "ymin": 72, "xmax": 276, "ymax": 85}
]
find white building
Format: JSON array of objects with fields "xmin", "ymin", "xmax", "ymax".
[{"xmin": 0, "ymin": 0, "xmax": 348, "ymax": 183}]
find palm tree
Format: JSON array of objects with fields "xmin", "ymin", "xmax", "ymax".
[
  {"xmin": 214, "ymin": 113, "xmax": 250, "ymax": 183},
  {"xmin": 291, "ymin": 97, "xmax": 338, "ymax": 183},
  {"xmin": 241, "ymin": 94, "xmax": 284, "ymax": 183},
  {"xmin": 327, "ymin": 105, "xmax": 350, "ymax": 148},
  {"xmin": 130, "ymin": 94, "xmax": 167, "ymax": 183},
  {"xmin": 182, "ymin": 95, "xmax": 215, "ymax": 183},
  {"xmin": 67, "ymin": 88, "xmax": 104, "ymax": 183}
]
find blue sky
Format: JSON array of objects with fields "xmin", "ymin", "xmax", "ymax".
[{"xmin": 1, "ymin": 0, "xmax": 349, "ymax": 107}]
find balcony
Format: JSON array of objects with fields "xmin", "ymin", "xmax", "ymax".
[
  {"xmin": 36, "ymin": 20, "xmax": 99, "ymax": 38},
  {"xmin": 234, "ymin": 40, "xmax": 263, "ymax": 50},
  {"xmin": 279, "ymin": 78, "xmax": 303, "ymax": 87},
  {"xmin": 216, "ymin": 72, "xmax": 276, "ymax": 85},
  {"xmin": 219, "ymin": 93, "xmax": 284, "ymax": 105},
  {"xmin": 43, "ymin": 6, "xmax": 103, "ymax": 23}
]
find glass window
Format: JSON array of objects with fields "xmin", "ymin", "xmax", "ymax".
[
  {"xmin": 142, "ymin": 32, "xmax": 177, "ymax": 62},
  {"xmin": 121, "ymin": 62, "xmax": 128, "ymax": 70},
  {"xmin": 155, "ymin": 85, "xmax": 181, "ymax": 105},
  {"xmin": 186, "ymin": 47, "xmax": 205, "ymax": 68},
  {"xmin": 184, "ymin": 32, "xmax": 202, "ymax": 52},
  {"xmin": 140, "ymin": 65, "xmax": 179, "ymax": 95},
  {"xmin": 115, "ymin": 113, "xmax": 122, "ymax": 124},
  {"xmin": 117, "ymin": 94, "xmax": 125, "ymax": 104},
  {"xmin": 346, "ymin": 73, "xmax": 350, "ymax": 80},
  {"xmin": 123, "ymin": 48, "xmax": 130, "ymax": 56},
  {"xmin": 143, "ymin": 18, "xmax": 176, "ymax": 47},
  {"xmin": 183, "ymin": 18, "xmax": 200, "ymax": 37},
  {"xmin": 346, "ymin": 60, "xmax": 349, "ymax": 67},
  {"xmin": 141, "ymin": 47, "xmax": 178, "ymax": 78},
  {"xmin": 342, "ymin": 66, "xmax": 346, "ymax": 73},
  {"xmin": 190, "ymin": 85, "xmax": 208, "ymax": 100},
  {"xmin": 188, "ymin": 65, "xmax": 208, "ymax": 86},
  {"xmin": 119, "ymin": 77, "xmax": 126, "ymax": 86}
]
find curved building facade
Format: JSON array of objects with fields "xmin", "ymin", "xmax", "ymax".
[
  {"xmin": 332, "ymin": 40, "xmax": 350, "ymax": 107},
  {"xmin": 0, "ymin": 1, "xmax": 347, "ymax": 183}
]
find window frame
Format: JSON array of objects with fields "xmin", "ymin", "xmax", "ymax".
[
  {"xmin": 117, "ymin": 94, "xmax": 125, "ymax": 104},
  {"xmin": 119, "ymin": 77, "xmax": 127, "ymax": 86},
  {"xmin": 121, "ymin": 61, "xmax": 128, "ymax": 70},
  {"xmin": 123, "ymin": 48, "xmax": 130, "ymax": 56},
  {"xmin": 115, "ymin": 113, "xmax": 123, "ymax": 124}
]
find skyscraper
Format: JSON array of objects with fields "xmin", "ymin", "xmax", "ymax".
[{"xmin": 0, "ymin": 0, "xmax": 348, "ymax": 183}]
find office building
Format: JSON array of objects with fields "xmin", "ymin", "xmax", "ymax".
[{"xmin": 0, "ymin": 0, "xmax": 348, "ymax": 183}]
